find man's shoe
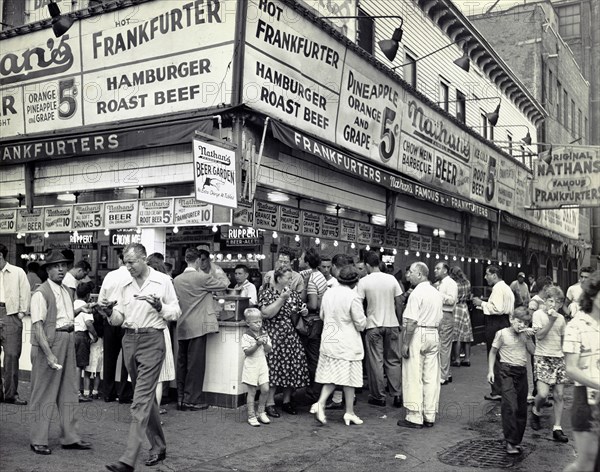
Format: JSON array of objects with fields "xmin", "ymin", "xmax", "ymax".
[
  {"xmin": 441, "ymin": 376, "xmax": 453, "ymax": 385},
  {"xmin": 484, "ymin": 394, "xmax": 502, "ymax": 401},
  {"xmin": 104, "ymin": 396, "xmax": 117, "ymax": 403},
  {"xmin": 553, "ymin": 429, "xmax": 569, "ymax": 443},
  {"xmin": 62, "ymin": 441, "xmax": 92, "ymax": 450},
  {"xmin": 30, "ymin": 444, "xmax": 51, "ymax": 455},
  {"xmin": 265, "ymin": 405, "xmax": 280, "ymax": 418},
  {"xmin": 145, "ymin": 451, "xmax": 166, "ymax": 466},
  {"xmin": 282, "ymin": 402, "xmax": 297, "ymax": 415},
  {"xmin": 118, "ymin": 398, "xmax": 133, "ymax": 404},
  {"xmin": 106, "ymin": 461, "xmax": 134, "ymax": 472},
  {"xmin": 423, "ymin": 421, "xmax": 434, "ymax": 428},
  {"xmin": 5, "ymin": 397, "xmax": 28, "ymax": 405},
  {"xmin": 393, "ymin": 396, "xmax": 403, "ymax": 408},
  {"xmin": 397, "ymin": 419, "xmax": 423, "ymax": 429},
  {"xmin": 79, "ymin": 395, "xmax": 92, "ymax": 403},
  {"xmin": 180, "ymin": 402, "xmax": 209, "ymax": 411},
  {"xmin": 367, "ymin": 398, "xmax": 386, "ymax": 407},
  {"xmin": 530, "ymin": 412, "xmax": 542, "ymax": 431}
]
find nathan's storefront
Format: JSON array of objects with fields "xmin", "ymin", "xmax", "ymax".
[{"xmin": 0, "ymin": 0, "xmax": 584, "ymax": 406}]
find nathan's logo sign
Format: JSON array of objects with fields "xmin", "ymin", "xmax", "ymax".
[
  {"xmin": 407, "ymin": 100, "xmax": 470, "ymax": 163},
  {"xmin": 0, "ymin": 36, "xmax": 74, "ymax": 86},
  {"xmin": 532, "ymin": 145, "xmax": 600, "ymax": 209},
  {"xmin": 193, "ymin": 138, "xmax": 237, "ymax": 209}
]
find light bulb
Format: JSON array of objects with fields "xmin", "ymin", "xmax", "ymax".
[
  {"xmin": 210, "ymin": 254, "xmax": 215, "ymax": 260},
  {"xmin": 461, "ymin": 257, "xmax": 464, "ymax": 262},
  {"xmin": 380, "ymin": 247, "xmax": 384, "ymax": 253},
  {"xmin": 416, "ymin": 251, "xmax": 420, "ymax": 257},
  {"xmin": 351, "ymin": 243, "xmax": 356, "ymax": 249},
  {"xmin": 104, "ymin": 228, "xmax": 110, "ymax": 236},
  {"xmin": 453, "ymin": 256, "xmax": 457, "ymax": 261},
  {"xmin": 73, "ymin": 231, "xmax": 79, "ymax": 238},
  {"xmin": 295, "ymin": 235, "xmax": 300, "ymax": 242},
  {"xmin": 475, "ymin": 258, "xmax": 479, "ymax": 263},
  {"xmin": 333, "ymin": 240, "xmax": 338, "ymax": 247},
  {"xmin": 487, "ymin": 259, "xmax": 492, "ymax": 265},
  {"xmin": 16, "ymin": 233, "xmax": 22, "ymax": 239},
  {"xmin": 404, "ymin": 250, "xmax": 409, "ymax": 256},
  {"xmin": 444, "ymin": 255, "xmax": 449, "ymax": 260},
  {"xmin": 315, "ymin": 238, "xmax": 321, "ymax": 245},
  {"xmin": 517, "ymin": 263, "xmax": 521, "ymax": 268},
  {"xmin": 426, "ymin": 253, "xmax": 430, "ymax": 258},
  {"xmin": 173, "ymin": 226, "xmax": 179, "ymax": 234},
  {"xmin": 393, "ymin": 249, "xmax": 397, "ymax": 255},
  {"xmin": 212, "ymin": 225, "xmax": 218, "ymax": 233},
  {"xmin": 499, "ymin": 261, "xmax": 502, "ymax": 266},
  {"xmin": 135, "ymin": 227, "xmax": 141, "ymax": 234},
  {"xmin": 509, "ymin": 262, "xmax": 512, "ymax": 267},
  {"xmin": 272, "ymin": 231, "xmax": 278, "ymax": 238},
  {"xmin": 226, "ymin": 254, "xmax": 232, "ymax": 260},
  {"xmin": 44, "ymin": 232, "xmax": 49, "ymax": 238},
  {"xmin": 435, "ymin": 254, "xmax": 439, "ymax": 259},
  {"xmin": 237, "ymin": 254, "xmax": 242, "ymax": 260},
  {"xmin": 365, "ymin": 245, "xmax": 370, "ymax": 251}
]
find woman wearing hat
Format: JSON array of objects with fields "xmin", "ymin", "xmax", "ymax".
[{"xmin": 311, "ymin": 266, "xmax": 367, "ymax": 425}]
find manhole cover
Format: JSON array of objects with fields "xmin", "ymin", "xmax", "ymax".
[{"xmin": 438, "ymin": 439, "xmax": 532, "ymax": 468}]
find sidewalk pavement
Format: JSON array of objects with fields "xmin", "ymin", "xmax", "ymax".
[{"xmin": 0, "ymin": 344, "xmax": 577, "ymax": 472}]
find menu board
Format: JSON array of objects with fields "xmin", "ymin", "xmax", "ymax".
[
  {"xmin": 340, "ymin": 219, "xmax": 357, "ymax": 242},
  {"xmin": 44, "ymin": 206, "xmax": 73, "ymax": 232},
  {"xmin": 73, "ymin": 203, "xmax": 104, "ymax": 230},
  {"xmin": 233, "ymin": 199, "xmax": 254, "ymax": 226},
  {"xmin": 372, "ymin": 226, "xmax": 385, "ymax": 245},
  {"xmin": 302, "ymin": 211, "xmax": 322, "ymax": 237},
  {"xmin": 173, "ymin": 198, "xmax": 213, "ymax": 226},
  {"xmin": 255, "ymin": 201, "xmax": 279, "ymax": 230},
  {"xmin": 104, "ymin": 201, "xmax": 139, "ymax": 229},
  {"xmin": 420, "ymin": 236, "xmax": 433, "ymax": 252},
  {"xmin": 357, "ymin": 223, "xmax": 373, "ymax": 244},
  {"xmin": 279, "ymin": 206, "xmax": 301, "ymax": 233},
  {"xmin": 385, "ymin": 229, "xmax": 399, "ymax": 247},
  {"xmin": 138, "ymin": 199, "xmax": 174, "ymax": 227},
  {"xmin": 409, "ymin": 234, "xmax": 420, "ymax": 251},
  {"xmin": 16, "ymin": 209, "xmax": 44, "ymax": 233},
  {"xmin": 321, "ymin": 215, "xmax": 340, "ymax": 239},
  {"xmin": 0, "ymin": 209, "xmax": 17, "ymax": 233}
]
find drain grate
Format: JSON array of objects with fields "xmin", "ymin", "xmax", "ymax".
[{"xmin": 438, "ymin": 439, "xmax": 532, "ymax": 468}]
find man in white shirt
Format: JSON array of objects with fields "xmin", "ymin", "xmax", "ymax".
[
  {"xmin": 398, "ymin": 262, "xmax": 443, "ymax": 429},
  {"xmin": 106, "ymin": 244, "xmax": 181, "ymax": 472},
  {"xmin": 565, "ymin": 266, "xmax": 591, "ymax": 317},
  {"xmin": 29, "ymin": 250, "xmax": 91, "ymax": 455},
  {"xmin": 357, "ymin": 251, "xmax": 404, "ymax": 408},
  {"xmin": 234, "ymin": 264, "xmax": 258, "ymax": 305},
  {"xmin": 434, "ymin": 262, "xmax": 458, "ymax": 385},
  {"xmin": 0, "ymin": 243, "xmax": 30, "ymax": 405},
  {"xmin": 473, "ymin": 265, "xmax": 515, "ymax": 401},
  {"xmin": 510, "ymin": 272, "xmax": 531, "ymax": 308}
]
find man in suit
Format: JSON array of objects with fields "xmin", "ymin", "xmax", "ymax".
[
  {"xmin": 29, "ymin": 250, "xmax": 92, "ymax": 454},
  {"xmin": 174, "ymin": 248, "xmax": 229, "ymax": 410},
  {"xmin": 0, "ymin": 243, "xmax": 30, "ymax": 405}
]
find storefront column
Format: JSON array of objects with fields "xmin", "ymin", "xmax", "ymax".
[{"xmin": 140, "ymin": 227, "xmax": 166, "ymax": 256}]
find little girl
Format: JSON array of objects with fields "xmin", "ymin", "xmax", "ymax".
[{"xmin": 242, "ymin": 308, "xmax": 272, "ymax": 426}]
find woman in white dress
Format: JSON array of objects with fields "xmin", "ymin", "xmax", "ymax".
[{"xmin": 311, "ymin": 266, "xmax": 367, "ymax": 425}]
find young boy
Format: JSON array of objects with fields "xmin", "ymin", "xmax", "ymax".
[
  {"xmin": 241, "ymin": 308, "xmax": 272, "ymax": 426},
  {"xmin": 530, "ymin": 286, "xmax": 569, "ymax": 442},
  {"xmin": 74, "ymin": 282, "xmax": 98, "ymax": 402},
  {"xmin": 487, "ymin": 306, "xmax": 536, "ymax": 455}
]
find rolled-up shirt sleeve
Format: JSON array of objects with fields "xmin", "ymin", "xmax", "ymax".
[
  {"xmin": 30, "ymin": 291, "xmax": 47, "ymax": 325},
  {"xmin": 160, "ymin": 280, "xmax": 181, "ymax": 322}
]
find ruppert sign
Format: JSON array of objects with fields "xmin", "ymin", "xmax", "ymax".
[{"xmin": 0, "ymin": 0, "xmax": 235, "ymax": 139}]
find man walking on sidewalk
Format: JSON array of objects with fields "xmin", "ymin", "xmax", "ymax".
[
  {"xmin": 398, "ymin": 262, "xmax": 443, "ymax": 428},
  {"xmin": 105, "ymin": 244, "xmax": 181, "ymax": 472},
  {"xmin": 0, "ymin": 243, "xmax": 30, "ymax": 406},
  {"xmin": 434, "ymin": 262, "xmax": 457, "ymax": 385},
  {"xmin": 357, "ymin": 251, "xmax": 404, "ymax": 408},
  {"xmin": 473, "ymin": 265, "xmax": 514, "ymax": 401}
]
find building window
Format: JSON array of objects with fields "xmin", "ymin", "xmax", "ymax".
[
  {"xmin": 356, "ymin": 9, "xmax": 374, "ymax": 54},
  {"xmin": 571, "ymin": 100, "xmax": 575, "ymax": 135},
  {"xmin": 557, "ymin": 81, "xmax": 562, "ymax": 122},
  {"xmin": 507, "ymin": 133, "xmax": 513, "ymax": 157},
  {"xmin": 456, "ymin": 90, "xmax": 466, "ymax": 123},
  {"xmin": 558, "ymin": 4, "xmax": 581, "ymax": 37},
  {"xmin": 563, "ymin": 90, "xmax": 568, "ymax": 127},
  {"xmin": 439, "ymin": 80, "xmax": 450, "ymax": 112},
  {"xmin": 578, "ymin": 109, "xmax": 582, "ymax": 138},
  {"xmin": 585, "ymin": 117, "xmax": 588, "ymax": 143},
  {"xmin": 404, "ymin": 50, "xmax": 417, "ymax": 88}
]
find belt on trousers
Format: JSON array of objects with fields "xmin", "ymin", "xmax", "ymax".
[
  {"xmin": 124, "ymin": 327, "xmax": 164, "ymax": 334},
  {"xmin": 55, "ymin": 325, "xmax": 74, "ymax": 333},
  {"xmin": 419, "ymin": 325, "xmax": 438, "ymax": 329}
]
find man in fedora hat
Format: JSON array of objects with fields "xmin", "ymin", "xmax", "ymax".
[
  {"xmin": 0, "ymin": 243, "xmax": 30, "ymax": 405},
  {"xmin": 28, "ymin": 249, "xmax": 92, "ymax": 455}
]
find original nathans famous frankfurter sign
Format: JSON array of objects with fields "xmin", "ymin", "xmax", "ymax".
[
  {"xmin": 0, "ymin": 0, "xmax": 236, "ymax": 140},
  {"xmin": 532, "ymin": 146, "xmax": 600, "ymax": 209}
]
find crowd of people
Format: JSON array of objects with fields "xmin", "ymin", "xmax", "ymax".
[{"xmin": 0, "ymin": 241, "xmax": 598, "ymax": 471}]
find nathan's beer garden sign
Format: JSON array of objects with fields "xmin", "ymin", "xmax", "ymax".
[{"xmin": 532, "ymin": 145, "xmax": 600, "ymax": 209}]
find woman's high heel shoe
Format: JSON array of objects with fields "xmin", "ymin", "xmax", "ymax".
[
  {"xmin": 311, "ymin": 403, "xmax": 327, "ymax": 424},
  {"xmin": 343, "ymin": 413, "xmax": 363, "ymax": 426}
]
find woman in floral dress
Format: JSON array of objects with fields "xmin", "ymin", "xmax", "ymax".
[{"xmin": 259, "ymin": 267, "xmax": 310, "ymax": 417}]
